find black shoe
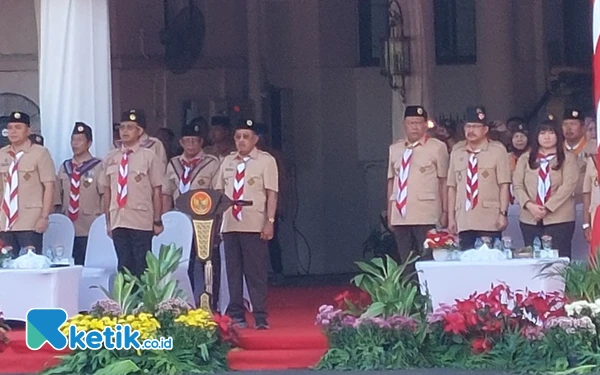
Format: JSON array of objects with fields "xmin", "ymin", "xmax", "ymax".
[
  {"xmin": 232, "ymin": 317, "xmax": 247, "ymax": 329},
  {"xmin": 255, "ymin": 319, "xmax": 270, "ymax": 330}
]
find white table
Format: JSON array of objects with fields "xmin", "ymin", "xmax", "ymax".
[
  {"xmin": 416, "ymin": 258, "xmax": 568, "ymax": 309},
  {"xmin": 0, "ymin": 266, "xmax": 83, "ymax": 321}
]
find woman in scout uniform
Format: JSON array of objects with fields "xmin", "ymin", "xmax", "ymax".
[
  {"xmin": 55, "ymin": 123, "xmax": 103, "ymax": 265},
  {"xmin": 508, "ymin": 124, "xmax": 529, "ymax": 172},
  {"xmin": 0, "ymin": 111, "xmax": 56, "ymax": 253},
  {"xmin": 513, "ymin": 119, "xmax": 578, "ymax": 257},
  {"xmin": 100, "ymin": 111, "xmax": 164, "ymax": 277},
  {"xmin": 387, "ymin": 105, "xmax": 449, "ymax": 266},
  {"xmin": 447, "ymin": 107, "xmax": 511, "ymax": 249},
  {"xmin": 214, "ymin": 118, "xmax": 278, "ymax": 330}
]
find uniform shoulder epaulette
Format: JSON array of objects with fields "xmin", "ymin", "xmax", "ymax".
[
  {"xmin": 451, "ymin": 140, "xmax": 466, "ymax": 152},
  {"xmin": 204, "ymin": 153, "xmax": 219, "ymax": 163},
  {"xmin": 488, "ymin": 141, "xmax": 508, "ymax": 151},
  {"xmin": 0, "ymin": 145, "xmax": 11, "ymax": 152}
]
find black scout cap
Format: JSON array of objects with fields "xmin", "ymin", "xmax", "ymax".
[
  {"xmin": 121, "ymin": 109, "xmax": 147, "ymax": 129},
  {"xmin": 72, "ymin": 122, "xmax": 93, "ymax": 142},
  {"xmin": 404, "ymin": 105, "xmax": 427, "ymax": 119},
  {"xmin": 563, "ymin": 108, "xmax": 583, "ymax": 121},
  {"xmin": 9, "ymin": 111, "xmax": 30, "ymax": 126},
  {"xmin": 465, "ymin": 106, "xmax": 487, "ymax": 124},
  {"xmin": 236, "ymin": 118, "xmax": 258, "ymax": 133}
]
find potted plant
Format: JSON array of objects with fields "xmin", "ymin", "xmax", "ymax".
[{"xmin": 423, "ymin": 229, "xmax": 460, "ymax": 261}]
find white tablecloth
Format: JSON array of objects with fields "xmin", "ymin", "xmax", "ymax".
[
  {"xmin": 416, "ymin": 258, "xmax": 567, "ymax": 309},
  {"xmin": 0, "ymin": 266, "xmax": 83, "ymax": 321}
]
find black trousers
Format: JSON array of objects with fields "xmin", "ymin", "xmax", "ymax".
[
  {"xmin": 223, "ymin": 232, "xmax": 269, "ymax": 321},
  {"xmin": 519, "ymin": 221, "xmax": 575, "ymax": 258},
  {"xmin": 459, "ymin": 230, "xmax": 502, "ymax": 250},
  {"xmin": 73, "ymin": 236, "xmax": 88, "ymax": 265},
  {"xmin": 111, "ymin": 228, "xmax": 153, "ymax": 277},
  {"xmin": 391, "ymin": 225, "xmax": 435, "ymax": 262},
  {"xmin": 0, "ymin": 231, "xmax": 43, "ymax": 255},
  {"xmin": 268, "ymin": 218, "xmax": 283, "ymax": 274}
]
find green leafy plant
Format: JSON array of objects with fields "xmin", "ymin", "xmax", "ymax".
[
  {"xmin": 95, "ymin": 272, "xmax": 140, "ymax": 315},
  {"xmin": 138, "ymin": 244, "xmax": 186, "ymax": 314},
  {"xmin": 351, "ymin": 254, "xmax": 424, "ymax": 318},
  {"xmin": 540, "ymin": 253, "xmax": 600, "ymax": 302}
]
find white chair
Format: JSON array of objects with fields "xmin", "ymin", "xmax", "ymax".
[
  {"xmin": 43, "ymin": 213, "xmax": 75, "ymax": 259},
  {"xmin": 152, "ymin": 211, "xmax": 194, "ymax": 306},
  {"xmin": 79, "ymin": 214, "xmax": 118, "ymax": 312}
]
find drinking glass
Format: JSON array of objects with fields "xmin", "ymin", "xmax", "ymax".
[
  {"xmin": 474, "ymin": 238, "xmax": 483, "ymax": 249},
  {"xmin": 55, "ymin": 246, "xmax": 64, "ymax": 260},
  {"xmin": 45, "ymin": 247, "xmax": 54, "ymax": 261},
  {"xmin": 541, "ymin": 236, "xmax": 552, "ymax": 250}
]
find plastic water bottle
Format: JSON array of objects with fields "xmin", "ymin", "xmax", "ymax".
[
  {"xmin": 533, "ymin": 237, "xmax": 542, "ymax": 258},
  {"xmin": 493, "ymin": 238, "xmax": 503, "ymax": 250},
  {"xmin": 474, "ymin": 238, "xmax": 483, "ymax": 249}
]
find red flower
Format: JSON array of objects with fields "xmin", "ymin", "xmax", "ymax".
[
  {"xmin": 334, "ymin": 291, "xmax": 351, "ymax": 309},
  {"xmin": 444, "ymin": 312, "xmax": 467, "ymax": 334},
  {"xmin": 213, "ymin": 314, "xmax": 238, "ymax": 344},
  {"xmin": 471, "ymin": 337, "xmax": 493, "ymax": 354}
]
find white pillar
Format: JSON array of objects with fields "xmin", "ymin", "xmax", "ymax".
[{"xmin": 39, "ymin": 0, "xmax": 113, "ymax": 168}]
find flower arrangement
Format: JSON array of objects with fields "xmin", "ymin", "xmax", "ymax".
[
  {"xmin": 423, "ymin": 229, "xmax": 459, "ymax": 251},
  {"xmin": 316, "ymin": 253, "xmax": 600, "ymax": 373},
  {"xmin": 43, "ymin": 244, "xmax": 230, "ymax": 375},
  {"xmin": 0, "ymin": 246, "xmax": 13, "ymax": 268}
]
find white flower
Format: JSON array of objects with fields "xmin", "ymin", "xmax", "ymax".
[
  {"xmin": 565, "ymin": 305, "xmax": 574, "ymax": 316},
  {"xmin": 0, "ymin": 248, "xmax": 7, "ymax": 255}
]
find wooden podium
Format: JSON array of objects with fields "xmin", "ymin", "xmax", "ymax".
[{"xmin": 176, "ymin": 189, "xmax": 251, "ymax": 311}]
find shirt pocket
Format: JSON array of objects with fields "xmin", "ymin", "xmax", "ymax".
[
  {"xmin": 195, "ymin": 173, "xmax": 214, "ymax": 188},
  {"xmin": 246, "ymin": 173, "xmax": 264, "ymax": 190},
  {"xmin": 223, "ymin": 168, "xmax": 235, "ymax": 186},
  {"xmin": 417, "ymin": 191, "xmax": 437, "ymax": 201},
  {"xmin": 130, "ymin": 168, "xmax": 149, "ymax": 185}
]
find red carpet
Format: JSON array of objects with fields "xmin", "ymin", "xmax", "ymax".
[
  {"xmin": 0, "ymin": 285, "xmax": 347, "ymax": 373},
  {"xmin": 227, "ymin": 285, "xmax": 348, "ymax": 370},
  {"xmin": 0, "ymin": 330, "xmax": 68, "ymax": 374}
]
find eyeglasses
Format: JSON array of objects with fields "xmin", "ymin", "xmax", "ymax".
[
  {"xmin": 119, "ymin": 124, "xmax": 140, "ymax": 131},
  {"xmin": 464, "ymin": 124, "xmax": 486, "ymax": 130}
]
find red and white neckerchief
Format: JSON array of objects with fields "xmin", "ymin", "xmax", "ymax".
[
  {"xmin": 1, "ymin": 150, "xmax": 24, "ymax": 230},
  {"xmin": 116, "ymin": 150, "xmax": 132, "ymax": 208},
  {"xmin": 465, "ymin": 149, "xmax": 480, "ymax": 211},
  {"xmin": 231, "ymin": 156, "xmax": 250, "ymax": 221},
  {"xmin": 68, "ymin": 163, "xmax": 81, "ymax": 221},
  {"xmin": 178, "ymin": 157, "xmax": 202, "ymax": 194},
  {"xmin": 536, "ymin": 153, "xmax": 556, "ymax": 205},
  {"xmin": 395, "ymin": 141, "xmax": 420, "ymax": 218}
]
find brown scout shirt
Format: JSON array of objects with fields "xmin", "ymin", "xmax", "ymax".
[
  {"xmin": 512, "ymin": 152, "xmax": 578, "ymax": 225},
  {"xmin": 215, "ymin": 148, "xmax": 278, "ymax": 233},
  {"xmin": 56, "ymin": 158, "xmax": 104, "ymax": 237},
  {"xmin": 115, "ymin": 133, "xmax": 167, "ymax": 171},
  {"xmin": 99, "ymin": 143, "xmax": 163, "ymax": 232},
  {"xmin": 447, "ymin": 140, "xmax": 511, "ymax": 232},
  {"xmin": 0, "ymin": 143, "xmax": 56, "ymax": 231},
  {"xmin": 163, "ymin": 151, "xmax": 220, "ymax": 205},
  {"xmin": 565, "ymin": 139, "xmax": 597, "ymax": 204},
  {"xmin": 583, "ymin": 155, "xmax": 600, "ymax": 222},
  {"xmin": 387, "ymin": 137, "xmax": 449, "ymax": 226}
]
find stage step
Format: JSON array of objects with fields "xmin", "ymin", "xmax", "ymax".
[
  {"xmin": 227, "ymin": 348, "xmax": 327, "ymax": 370},
  {"xmin": 236, "ymin": 327, "xmax": 329, "ymax": 350}
]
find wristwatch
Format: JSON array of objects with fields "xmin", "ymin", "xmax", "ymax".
[
  {"xmin": 153, "ymin": 219, "xmax": 163, "ymax": 226},
  {"xmin": 268, "ymin": 218, "xmax": 275, "ymax": 224},
  {"xmin": 500, "ymin": 210, "xmax": 507, "ymax": 217},
  {"xmin": 583, "ymin": 223, "xmax": 591, "ymax": 230}
]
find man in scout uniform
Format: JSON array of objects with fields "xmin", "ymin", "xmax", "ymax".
[
  {"xmin": 162, "ymin": 120, "xmax": 220, "ymax": 293},
  {"xmin": 447, "ymin": 107, "xmax": 511, "ymax": 249},
  {"xmin": 55, "ymin": 122, "xmax": 103, "ymax": 265},
  {"xmin": 0, "ymin": 111, "xmax": 56, "ymax": 253},
  {"xmin": 206, "ymin": 116, "xmax": 235, "ymax": 161},
  {"xmin": 100, "ymin": 111, "xmax": 164, "ymax": 277},
  {"xmin": 214, "ymin": 118, "xmax": 278, "ymax": 330},
  {"xmin": 387, "ymin": 105, "xmax": 449, "ymax": 266},
  {"xmin": 116, "ymin": 109, "xmax": 168, "ymax": 170},
  {"xmin": 562, "ymin": 108, "xmax": 597, "ymax": 256}
]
